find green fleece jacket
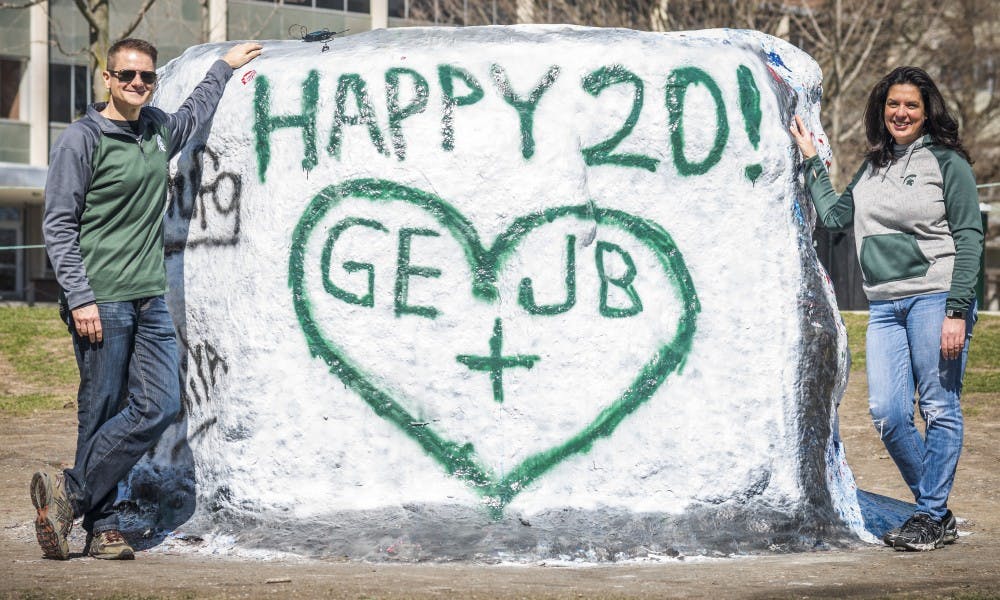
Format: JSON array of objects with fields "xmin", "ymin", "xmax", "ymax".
[
  {"xmin": 805, "ymin": 136, "xmax": 982, "ymax": 312},
  {"xmin": 43, "ymin": 60, "xmax": 234, "ymax": 310}
]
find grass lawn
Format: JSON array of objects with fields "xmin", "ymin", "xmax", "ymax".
[
  {"xmin": 2, "ymin": 306, "xmax": 998, "ymax": 415},
  {"xmin": 0, "ymin": 305, "xmax": 78, "ymax": 414},
  {"xmin": 841, "ymin": 311, "xmax": 1000, "ymax": 393}
]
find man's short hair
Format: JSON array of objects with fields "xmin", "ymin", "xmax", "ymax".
[{"xmin": 107, "ymin": 38, "xmax": 158, "ymax": 70}]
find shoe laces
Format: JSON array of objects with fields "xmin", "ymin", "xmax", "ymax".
[
  {"xmin": 901, "ymin": 514, "xmax": 940, "ymax": 537},
  {"xmin": 100, "ymin": 530, "xmax": 127, "ymax": 544}
]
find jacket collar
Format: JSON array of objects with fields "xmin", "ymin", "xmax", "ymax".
[{"xmin": 86, "ymin": 103, "xmax": 153, "ymax": 137}]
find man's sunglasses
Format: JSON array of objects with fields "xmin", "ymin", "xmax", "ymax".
[{"xmin": 108, "ymin": 69, "xmax": 158, "ymax": 85}]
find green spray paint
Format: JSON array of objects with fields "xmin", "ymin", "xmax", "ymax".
[
  {"xmin": 386, "ymin": 67, "xmax": 430, "ymax": 161},
  {"xmin": 322, "ymin": 217, "xmax": 389, "ymax": 307},
  {"xmin": 328, "ymin": 73, "xmax": 391, "ymax": 160},
  {"xmin": 288, "ymin": 179, "xmax": 699, "ymax": 517},
  {"xmin": 253, "ymin": 70, "xmax": 319, "ymax": 183},
  {"xmin": 438, "ymin": 65, "xmax": 485, "ymax": 152},
  {"xmin": 596, "ymin": 241, "xmax": 643, "ymax": 318},
  {"xmin": 489, "ymin": 64, "xmax": 561, "ymax": 159},
  {"xmin": 737, "ymin": 65, "xmax": 763, "ymax": 184},
  {"xmin": 664, "ymin": 67, "xmax": 729, "ymax": 176},
  {"xmin": 253, "ymin": 64, "xmax": 764, "ymax": 179},
  {"xmin": 394, "ymin": 227, "xmax": 442, "ymax": 319},
  {"xmin": 580, "ymin": 65, "xmax": 659, "ymax": 172},
  {"xmin": 518, "ymin": 234, "xmax": 577, "ymax": 315},
  {"xmin": 456, "ymin": 318, "xmax": 541, "ymax": 405}
]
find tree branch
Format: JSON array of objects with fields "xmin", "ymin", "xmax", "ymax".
[
  {"xmin": 50, "ymin": 34, "xmax": 88, "ymax": 59},
  {"xmin": 0, "ymin": 0, "xmax": 46, "ymax": 8},
  {"xmin": 45, "ymin": 2, "xmax": 89, "ymax": 59},
  {"xmin": 118, "ymin": 0, "xmax": 157, "ymax": 39},
  {"xmin": 800, "ymin": 0, "xmax": 829, "ymax": 48},
  {"xmin": 839, "ymin": 18, "xmax": 882, "ymax": 92},
  {"xmin": 71, "ymin": 0, "xmax": 102, "ymax": 33},
  {"xmin": 247, "ymin": 0, "xmax": 281, "ymax": 39}
]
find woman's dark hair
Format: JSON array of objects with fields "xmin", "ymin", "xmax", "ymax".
[{"xmin": 863, "ymin": 66, "xmax": 972, "ymax": 167}]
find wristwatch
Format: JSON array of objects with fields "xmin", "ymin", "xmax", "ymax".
[{"xmin": 945, "ymin": 309, "xmax": 965, "ymax": 319}]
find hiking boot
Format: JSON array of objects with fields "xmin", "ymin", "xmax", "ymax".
[
  {"xmin": 85, "ymin": 530, "xmax": 135, "ymax": 560},
  {"xmin": 883, "ymin": 513, "xmax": 945, "ymax": 551},
  {"xmin": 941, "ymin": 509, "xmax": 958, "ymax": 544},
  {"xmin": 30, "ymin": 471, "xmax": 74, "ymax": 560}
]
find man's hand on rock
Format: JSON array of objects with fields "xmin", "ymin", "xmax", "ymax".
[{"xmin": 223, "ymin": 42, "xmax": 263, "ymax": 69}]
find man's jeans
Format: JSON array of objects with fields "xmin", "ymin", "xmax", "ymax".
[
  {"xmin": 866, "ymin": 292, "xmax": 976, "ymax": 521},
  {"xmin": 60, "ymin": 296, "xmax": 181, "ymax": 534}
]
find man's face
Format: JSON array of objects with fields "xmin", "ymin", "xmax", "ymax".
[{"xmin": 103, "ymin": 49, "xmax": 156, "ymax": 112}]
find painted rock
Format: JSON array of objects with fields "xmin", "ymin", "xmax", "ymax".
[{"xmin": 136, "ymin": 25, "xmax": 869, "ymax": 560}]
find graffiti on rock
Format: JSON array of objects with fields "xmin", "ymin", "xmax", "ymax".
[
  {"xmin": 288, "ymin": 179, "xmax": 700, "ymax": 516},
  {"xmin": 252, "ymin": 63, "xmax": 764, "ymax": 183},
  {"xmin": 166, "ymin": 145, "xmax": 243, "ymax": 254}
]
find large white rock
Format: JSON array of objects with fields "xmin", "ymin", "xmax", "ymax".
[{"xmin": 130, "ymin": 25, "xmax": 873, "ymax": 560}]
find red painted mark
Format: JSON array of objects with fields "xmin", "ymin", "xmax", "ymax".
[
  {"xmin": 765, "ymin": 65, "xmax": 783, "ymax": 84},
  {"xmin": 241, "ymin": 70, "xmax": 257, "ymax": 85}
]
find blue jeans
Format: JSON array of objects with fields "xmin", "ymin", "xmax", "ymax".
[
  {"xmin": 60, "ymin": 296, "xmax": 181, "ymax": 534},
  {"xmin": 866, "ymin": 292, "xmax": 976, "ymax": 521}
]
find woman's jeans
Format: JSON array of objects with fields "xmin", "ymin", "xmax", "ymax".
[
  {"xmin": 866, "ymin": 292, "xmax": 976, "ymax": 521},
  {"xmin": 60, "ymin": 296, "xmax": 181, "ymax": 534}
]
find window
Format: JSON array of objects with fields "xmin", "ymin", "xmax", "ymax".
[
  {"xmin": 0, "ymin": 229, "xmax": 18, "ymax": 292},
  {"xmin": 49, "ymin": 63, "xmax": 90, "ymax": 124},
  {"xmin": 0, "ymin": 207, "xmax": 21, "ymax": 295},
  {"xmin": 1, "ymin": 58, "xmax": 24, "ymax": 120},
  {"xmin": 250, "ymin": 0, "xmax": 370, "ymax": 11}
]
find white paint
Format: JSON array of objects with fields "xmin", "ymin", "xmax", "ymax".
[{"xmin": 143, "ymin": 26, "xmax": 870, "ymax": 559}]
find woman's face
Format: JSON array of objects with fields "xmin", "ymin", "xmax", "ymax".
[{"xmin": 883, "ymin": 83, "xmax": 926, "ymax": 145}]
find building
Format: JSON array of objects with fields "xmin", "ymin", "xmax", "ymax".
[
  {"xmin": 0, "ymin": 0, "xmax": 555, "ymax": 301},
  {"xmin": 3, "ymin": 1, "xmax": 995, "ymax": 307},
  {"xmin": 0, "ymin": 0, "xmax": 424, "ymax": 301}
]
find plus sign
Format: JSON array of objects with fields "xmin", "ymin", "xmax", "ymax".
[{"xmin": 457, "ymin": 318, "xmax": 540, "ymax": 404}]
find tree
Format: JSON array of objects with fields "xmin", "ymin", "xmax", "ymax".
[
  {"xmin": 788, "ymin": 0, "xmax": 998, "ymax": 186},
  {"xmin": 898, "ymin": 0, "xmax": 1000, "ymax": 184},
  {"xmin": 403, "ymin": 0, "xmax": 788, "ymax": 37},
  {"xmin": 1, "ymin": 0, "xmax": 159, "ymax": 102},
  {"xmin": 406, "ymin": 0, "xmax": 998, "ymax": 187},
  {"xmin": 648, "ymin": 0, "xmax": 786, "ymax": 33},
  {"xmin": 786, "ymin": 0, "xmax": 907, "ymax": 185},
  {"xmin": 71, "ymin": 0, "xmax": 160, "ymax": 102}
]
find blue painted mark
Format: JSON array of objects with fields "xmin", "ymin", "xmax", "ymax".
[
  {"xmin": 792, "ymin": 200, "xmax": 805, "ymax": 225},
  {"xmin": 857, "ymin": 490, "xmax": 914, "ymax": 538},
  {"xmin": 766, "ymin": 51, "xmax": 789, "ymax": 71}
]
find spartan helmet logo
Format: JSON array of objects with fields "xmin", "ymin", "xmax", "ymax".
[{"xmin": 903, "ymin": 174, "xmax": 916, "ymax": 186}]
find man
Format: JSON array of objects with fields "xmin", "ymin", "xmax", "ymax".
[{"xmin": 34, "ymin": 38, "xmax": 261, "ymax": 560}]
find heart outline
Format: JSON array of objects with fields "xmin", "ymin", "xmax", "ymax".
[{"xmin": 289, "ymin": 179, "xmax": 700, "ymax": 516}]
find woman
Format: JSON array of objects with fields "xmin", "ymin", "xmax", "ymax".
[{"xmin": 790, "ymin": 66, "xmax": 982, "ymax": 552}]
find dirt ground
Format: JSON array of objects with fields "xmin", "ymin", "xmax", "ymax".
[{"xmin": 2, "ymin": 372, "xmax": 999, "ymax": 599}]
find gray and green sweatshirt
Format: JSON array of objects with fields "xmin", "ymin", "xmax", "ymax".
[
  {"xmin": 805, "ymin": 136, "xmax": 982, "ymax": 312},
  {"xmin": 43, "ymin": 59, "xmax": 235, "ymax": 310}
]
